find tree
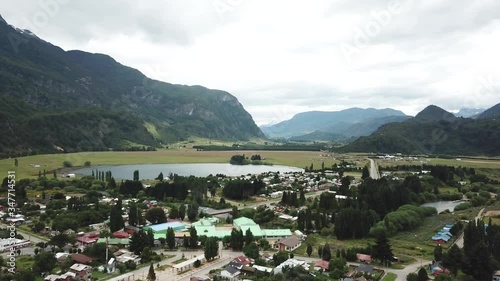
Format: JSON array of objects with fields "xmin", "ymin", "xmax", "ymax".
[
  {"xmin": 183, "ymin": 234, "xmax": 189, "ymax": 249},
  {"xmin": 168, "ymin": 206, "xmax": 179, "ymax": 219},
  {"xmin": 133, "ymin": 170, "xmax": 140, "ymax": 181},
  {"xmin": 362, "ymin": 166, "xmax": 370, "ymax": 179},
  {"xmin": 128, "ymin": 203, "xmax": 139, "ymax": 226},
  {"xmin": 110, "ymin": 204, "xmax": 124, "ymax": 232},
  {"xmin": 434, "ymin": 244, "xmax": 443, "ymax": 261},
  {"xmin": 318, "ymin": 245, "xmax": 323, "ymax": 258},
  {"xmin": 245, "ymin": 228, "xmax": 254, "ymax": 246},
  {"xmin": 146, "ymin": 208, "xmax": 167, "ymax": 224},
  {"xmin": 14, "ymin": 158, "xmax": 18, "ymax": 167},
  {"xmin": 306, "ymin": 243, "xmax": 313, "ymax": 257},
  {"xmin": 322, "ymin": 243, "xmax": 332, "ymax": 261},
  {"xmin": 406, "ymin": 273, "xmax": 418, "ymax": 281},
  {"xmin": 53, "ymin": 170, "xmax": 57, "ymax": 178},
  {"xmin": 189, "ymin": 227, "xmax": 198, "ymax": 249},
  {"xmin": 141, "ymin": 246, "xmax": 152, "ymax": 263},
  {"xmin": 273, "ymin": 251, "xmax": 289, "ymax": 266},
  {"xmin": 179, "ymin": 204, "xmax": 186, "ymax": 220},
  {"xmin": 442, "ymin": 244, "xmax": 461, "ymax": 276},
  {"xmin": 372, "ymin": 230, "xmax": 393, "ymax": 264},
  {"xmin": 204, "ymin": 237, "xmax": 219, "ymax": 261},
  {"xmin": 166, "ymin": 227, "xmax": 175, "ymax": 250},
  {"xmin": 417, "ymin": 268, "xmax": 428, "ymax": 281},
  {"xmin": 230, "ymin": 229, "xmax": 244, "ymax": 251},
  {"xmin": 243, "ymin": 242, "xmax": 259, "ymax": 259},
  {"xmin": 33, "ymin": 252, "xmax": 57, "ymax": 275},
  {"xmin": 146, "ymin": 263, "xmax": 156, "ymax": 281},
  {"xmin": 156, "ymin": 172, "xmax": 164, "ymax": 181}
]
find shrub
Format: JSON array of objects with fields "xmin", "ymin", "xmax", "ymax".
[
  {"xmin": 84, "ymin": 161, "xmax": 91, "ymax": 166},
  {"xmin": 62, "ymin": 161, "xmax": 73, "ymax": 167},
  {"xmin": 454, "ymin": 202, "xmax": 472, "ymax": 211},
  {"xmin": 194, "ymin": 259, "xmax": 201, "ymax": 268}
]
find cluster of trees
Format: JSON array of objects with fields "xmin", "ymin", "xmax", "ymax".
[
  {"xmin": 280, "ymin": 190, "xmax": 305, "ymax": 207},
  {"xmin": 370, "ymin": 205, "xmax": 436, "ymax": 236},
  {"xmin": 334, "ymin": 208, "xmax": 379, "ymax": 239},
  {"xmin": 222, "ymin": 179, "xmax": 265, "ymax": 200}
]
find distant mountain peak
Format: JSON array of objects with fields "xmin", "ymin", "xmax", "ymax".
[
  {"xmin": 414, "ymin": 105, "xmax": 456, "ymax": 122},
  {"xmin": 454, "ymin": 108, "xmax": 485, "ymax": 118}
]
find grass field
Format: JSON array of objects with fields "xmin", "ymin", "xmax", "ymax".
[
  {"xmin": 0, "ymin": 149, "xmax": 351, "ymax": 179},
  {"xmin": 382, "ymin": 273, "xmax": 397, "ymax": 281}
]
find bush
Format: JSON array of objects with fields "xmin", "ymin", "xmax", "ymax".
[
  {"xmin": 454, "ymin": 202, "xmax": 472, "ymax": 211},
  {"xmin": 194, "ymin": 259, "xmax": 201, "ymax": 268},
  {"xmin": 63, "ymin": 161, "xmax": 73, "ymax": 167},
  {"xmin": 84, "ymin": 161, "xmax": 91, "ymax": 166}
]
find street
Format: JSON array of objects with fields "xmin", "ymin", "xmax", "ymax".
[{"xmin": 369, "ymin": 159, "xmax": 380, "ymax": 179}]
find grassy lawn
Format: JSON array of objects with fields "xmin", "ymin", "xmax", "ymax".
[
  {"xmin": 382, "ymin": 272, "xmax": 397, "ymax": 281},
  {"xmin": 172, "ymin": 258, "xmax": 187, "ymax": 264}
]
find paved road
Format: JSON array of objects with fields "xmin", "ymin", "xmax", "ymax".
[{"xmin": 369, "ymin": 159, "xmax": 380, "ymax": 179}]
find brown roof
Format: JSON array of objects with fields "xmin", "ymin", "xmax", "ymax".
[
  {"xmin": 277, "ymin": 235, "xmax": 301, "ymax": 248},
  {"xmin": 71, "ymin": 253, "xmax": 93, "ymax": 264},
  {"xmin": 315, "ymin": 260, "xmax": 329, "ymax": 270},
  {"xmin": 356, "ymin": 253, "xmax": 372, "ymax": 262}
]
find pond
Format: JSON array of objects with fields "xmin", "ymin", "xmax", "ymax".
[
  {"xmin": 420, "ymin": 200, "xmax": 465, "ymax": 213},
  {"xmin": 73, "ymin": 163, "xmax": 304, "ymax": 180}
]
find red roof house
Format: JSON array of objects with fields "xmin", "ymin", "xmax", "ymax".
[
  {"xmin": 314, "ymin": 260, "xmax": 329, "ymax": 271},
  {"xmin": 357, "ymin": 253, "xmax": 372, "ymax": 263},
  {"xmin": 113, "ymin": 231, "xmax": 129, "ymax": 238},
  {"xmin": 71, "ymin": 253, "xmax": 93, "ymax": 265}
]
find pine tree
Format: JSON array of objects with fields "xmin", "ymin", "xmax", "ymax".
[
  {"xmin": 189, "ymin": 227, "xmax": 198, "ymax": 249},
  {"xmin": 372, "ymin": 230, "xmax": 393, "ymax": 264},
  {"xmin": 245, "ymin": 228, "xmax": 254, "ymax": 246},
  {"xmin": 306, "ymin": 243, "xmax": 313, "ymax": 257},
  {"xmin": 14, "ymin": 158, "xmax": 18, "ymax": 167},
  {"xmin": 318, "ymin": 245, "xmax": 323, "ymax": 258},
  {"xmin": 433, "ymin": 244, "xmax": 443, "ymax": 261},
  {"xmin": 442, "ymin": 244, "xmax": 461, "ymax": 276},
  {"xmin": 183, "ymin": 235, "xmax": 189, "ymax": 249},
  {"xmin": 417, "ymin": 268, "xmax": 428, "ymax": 281},
  {"xmin": 166, "ymin": 228, "xmax": 175, "ymax": 250},
  {"xmin": 146, "ymin": 263, "xmax": 156, "ymax": 281},
  {"xmin": 179, "ymin": 204, "xmax": 186, "ymax": 221},
  {"xmin": 322, "ymin": 243, "xmax": 332, "ymax": 261}
]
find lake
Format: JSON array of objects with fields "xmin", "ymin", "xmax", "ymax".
[
  {"xmin": 73, "ymin": 163, "xmax": 304, "ymax": 180},
  {"xmin": 420, "ymin": 201, "xmax": 464, "ymax": 213}
]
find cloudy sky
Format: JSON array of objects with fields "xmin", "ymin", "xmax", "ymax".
[{"xmin": 2, "ymin": 0, "xmax": 500, "ymax": 125}]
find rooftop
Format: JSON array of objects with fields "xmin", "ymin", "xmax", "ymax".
[{"xmin": 143, "ymin": 221, "xmax": 185, "ymax": 232}]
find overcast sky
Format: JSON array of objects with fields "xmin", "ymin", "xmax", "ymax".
[{"xmin": 2, "ymin": 0, "xmax": 500, "ymax": 125}]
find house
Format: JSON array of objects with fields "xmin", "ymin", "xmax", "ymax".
[
  {"xmin": 69, "ymin": 263, "xmax": 92, "ymax": 281},
  {"xmin": 314, "ymin": 260, "xmax": 329, "ymax": 271},
  {"xmin": 114, "ymin": 250, "xmax": 141, "ymax": 264},
  {"xmin": 76, "ymin": 236, "xmax": 98, "ymax": 246},
  {"xmin": 431, "ymin": 262, "xmax": 450, "ymax": 276},
  {"xmin": 71, "ymin": 253, "xmax": 94, "ymax": 265},
  {"xmin": 493, "ymin": 270, "xmax": 500, "ymax": 281},
  {"xmin": 173, "ymin": 255, "xmax": 206, "ymax": 274},
  {"xmin": 356, "ymin": 253, "xmax": 372, "ymax": 263},
  {"xmin": 232, "ymin": 256, "xmax": 252, "ymax": 267},
  {"xmin": 275, "ymin": 235, "xmax": 302, "ymax": 251},
  {"xmin": 356, "ymin": 264, "xmax": 374, "ymax": 275},
  {"xmin": 113, "ymin": 231, "xmax": 129, "ymax": 238},
  {"xmin": 252, "ymin": 265, "xmax": 273, "ymax": 274},
  {"xmin": 240, "ymin": 265, "xmax": 257, "ymax": 275},
  {"xmin": 273, "ymin": 259, "xmax": 309, "ymax": 274},
  {"xmin": 221, "ymin": 265, "xmax": 241, "ymax": 280}
]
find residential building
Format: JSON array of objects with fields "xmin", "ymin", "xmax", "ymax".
[
  {"xmin": 71, "ymin": 253, "xmax": 93, "ymax": 265},
  {"xmin": 221, "ymin": 265, "xmax": 241, "ymax": 280},
  {"xmin": 275, "ymin": 235, "xmax": 301, "ymax": 251},
  {"xmin": 69, "ymin": 263, "xmax": 92, "ymax": 281},
  {"xmin": 273, "ymin": 259, "xmax": 309, "ymax": 274},
  {"xmin": 356, "ymin": 253, "xmax": 372, "ymax": 263}
]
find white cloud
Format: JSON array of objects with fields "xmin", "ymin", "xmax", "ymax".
[{"xmin": 2, "ymin": 0, "xmax": 500, "ymax": 125}]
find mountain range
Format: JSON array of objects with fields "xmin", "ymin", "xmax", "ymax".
[
  {"xmin": 340, "ymin": 104, "xmax": 500, "ymax": 155},
  {"xmin": 261, "ymin": 108, "xmax": 410, "ymax": 140},
  {"xmin": 0, "ymin": 16, "xmax": 263, "ymax": 157}
]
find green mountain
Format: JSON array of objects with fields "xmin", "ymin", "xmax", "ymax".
[
  {"xmin": 0, "ymin": 17, "xmax": 263, "ymax": 157},
  {"xmin": 260, "ymin": 108, "xmax": 408, "ymax": 139},
  {"xmin": 340, "ymin": 105, "xmax": 500, "ymax": 156},
  {"xmin": 478, "ymin": 103, "xmax": 500, "ymax": 119}
]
